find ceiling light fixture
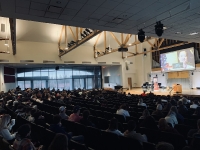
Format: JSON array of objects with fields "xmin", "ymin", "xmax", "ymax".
[
  {"xmin": 128, "ymin": 43, "xmax": 132, "ymax": 46},
  {"xmin": 155, "ymin": 21, "xmax": 164, "ymax": 37},
  {"xmin": 189, "ymin": 32, "xmax": 198, "ymax": 35},
  {"xmin": 65, "ymin": 47, "xmax": 68, "ymax": 50},
  {"xmin": 138, "ymin": 29, "xmax": 145, "ymax": 43},
  {"xmin": 175, "ymin": 32, "xmax": 182, "ymax": 34},
  {"xmin": 163, "ymin": 26, "xmax": 167, "ymax": 30}
]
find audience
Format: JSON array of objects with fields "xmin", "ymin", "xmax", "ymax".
[
  {"xmin": 48, "ymin": 133, "xmax": 68, "ymax": 150},
  {"xmin": 190, "ymin": 100, "xmax": 199, "ymax": 109},
  {"xmin": 139, "ymin": 109, "xmax": 150, "ymax": 119},
  {"xmin": 80, "ymin": 110, "xmax": 94, "ymax": 127},
  {"xmin": 163, "ymin": 102, "xmax": 172, "ymax": 112},
  {"xmin": 124, "ymin": 120, "xmax": 147, "ymax": 144},
  {"xmin": 152, "ymin": 104, "xmax": 164, "ymax": 117},
  {"xmin": 59, "ymin": 106, "xmax": 68, "ymax": 120},
  {"xmin": 13, "ymin": 124, "xmax": 36, "ymax": 150},
  {"xmin": 106, "ymin": 118, "xmax": 123, "ymax": 136},
  {"xmin": 0, "ymin": 114, "xmax": 16, "ymax": 141},
  {"xmin": 138, "ymin": 99, "xmax": 147, "ymax": 107},
  {"xmin": 68, "ymin": 106, "xmax": 82, "ymax": 122},
  {"xmin": 165, "ymin": 106, "xmax": 178, "ymax": 128},
  {"xmin": 140, "ymin": 116, "xmax": 158, "ymax": 130},
  {"xmin": 158, "ymin": 118, "xmax": 179, "ymax": 134},
  {"xmin": 116, "ymin": 104, "xmax": 130, "ymax": 118}
]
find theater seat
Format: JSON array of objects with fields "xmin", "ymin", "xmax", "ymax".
[
  {"xmin": 119, "ymin": 136, "xmax": 143, "ymax": 150},
  {"xmin": 143, "ymin": 142, "xmax": 156, "ymax": 150},
  {"xmin": 69, "ymin": 140, "xmax": 88, "ymax": 150}
]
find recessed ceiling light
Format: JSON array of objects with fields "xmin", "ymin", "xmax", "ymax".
[
  {"xmin": 189, "ymin": 32, "xmax": 198, "ymax": 35},
  {"xmin": 163, "ymin": 26, "xmax": 167, "ymax": 30},
  {"xmin": 175, "ymin": 32, "xmax": 182, "ymax": 34}
]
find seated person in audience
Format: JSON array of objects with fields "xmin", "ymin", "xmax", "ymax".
[
  {"xmin": 116, "ymin": 104, "xmax": 130, "ymax": 118},
  {"xmin": 49, "ymin": 115, "xmax": 71, "ymax": 139},
  {"xmin": 15, "ymin": 105, "xmax": 25, "ymax": 117},
  {"xmin": 156, "ymin": 142, "xmax": 174, "ymax": 150},
  {"xmin": 152, "ymin": 104, "xmax": 164, "ymax": 117},
  {"xmin": 141, "ymin": 91, "xmax": 146, "ymax": 97},
  {"xmin": 158, "ymin": 118, "xmax": 180, "ymax": 134},
  {"xmin": 170, "ymin": 99, "xmax": 177, "ymax": 106},
  {"xmin": 179, "ymin": 97, "xmax": 189, "ymax": 104},
  {"xmin": 163, "ymin": 102, "xmax": 172, "ymax": 112},
  {"xmin": 36, "ymin": 97, "xmax": 43, "ymax": 104},
  {"xmin": 138, "ymin": 99, "xmax": 147, "ymax": 107},
  {"xmin": 106, "ymin": 118, "xmax": 123, "ymax": 136},
  {"xmin": 188, "ymin": 119, "xmax": 200, "ymax": 137},
  {"xmin": 68, "ymin": 106, "xmax": 82, "ymax": 122},
  {"xmin": 139, "ymin": 109, "xmax": 150, "ymax": 119},
  {"xmin": 193, "ymin": 107, "xmax": 200, "ymax": 117},
  {"xmin": 124, "ymin": 120, "xmax": 147, "ymax": 144},
  {"xmin": 177, "ymin": 101, "xmax": 188, "ymax": 117},
  {"xmin": 80, "ymin": 110, "xmax": 95, "ymax": 127},
  {"xmin": 140, "ymin": 116, "xmax": 158, "ymax": 130},
  {"xmin": 34, "ymin": 111, "xmax": 46, "ymax": 127},
  {"xmin": 13, "ymin": 124, "xmax": 36, "ymax": 150},
  {"xmin": 190, "ymin": 100, "xmax": 199, "ymax": 109},
  {"xmin": 0, "ymin": 114, "xmax": 16, "ymax": 141},
  {"xmin": 27, "ymin": 109, "xmax": 36, "ymax": 123},
  {"xmin": 48, "ymin": 133, "xmax": 68, "ymax": 150},
  {"xmin": 59, "ymin": 106, "xmax": 68, "ymax": 120},
  {"xmin": 57, "ymin": 96, "xmax": 65, "ymax": 104},
  {"xmin": 165, "ymin": 106, "xmax": 178, "ymax": 128}
]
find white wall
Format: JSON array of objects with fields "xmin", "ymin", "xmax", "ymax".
[{"xmin": 0, "ymin": 39, "xmax": 153, "ymax": 90}]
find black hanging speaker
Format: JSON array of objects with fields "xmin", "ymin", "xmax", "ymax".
[{"xmin": 55, "ymin": 66, "xmax": 59, "ymax": 70}]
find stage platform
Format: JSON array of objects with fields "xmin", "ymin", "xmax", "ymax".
[{"xmin": 126, "ymin": 88, "xmax": 200, "ymax": 96}]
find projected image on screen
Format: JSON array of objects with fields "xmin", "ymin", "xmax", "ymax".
[{"xmin": 160, "ymin": 47, "xmax": 195, "ymax": 72}]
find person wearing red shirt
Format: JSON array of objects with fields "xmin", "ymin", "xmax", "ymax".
[{"xmin": 68, "ymin": 106, "xmax": 82, "ymax": 122}]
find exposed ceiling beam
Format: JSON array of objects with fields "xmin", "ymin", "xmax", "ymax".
[
  {"xmin": 110, "ymin": 32, "xmax": 121, "ymax": 46},
  {"xmin": 158, "ymin": 38, "xmax": 165, "ymax": 48},
  {"xmin": 9, "ymin": 18, "xmax": 16, "ymax": 55},
  {"xmin": 59, "ymin": 30, "xmax": 102, "ymax": 57}
]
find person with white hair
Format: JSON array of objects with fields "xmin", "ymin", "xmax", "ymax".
[{"xmin": 152, "ymin": 104, "xmax": 164, "ymax": 117}]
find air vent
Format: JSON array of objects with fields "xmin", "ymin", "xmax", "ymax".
[
  {"xmin": 98, "ymin": 62, "xmax": 106, "ymax": 64},
  {"xmin": 48, "ymin": 5, "xmax": 62, "ymax": 13},
  {"xmin": 64, "ymin": 61, "xmax": 75, "ymax": 63},
  {"xmin": 112, "ymin": 62, "xmax": 120, "ymax": 64},
  {"xmin": 82, "ymin": 61, "xmax": 91, "ymax": 64},
  {"xmin": 43, "ymin": 60, "xmax": 55, "ymax": 63},
  {"xmin": 20, "ymin": 60, "xmax": 34, "ymax": 63},
  {"xmin": 0, "ymin": 59, "xmax": 9, "ymax": 62}
]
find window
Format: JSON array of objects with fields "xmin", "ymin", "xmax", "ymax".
[
  {"xmin": 17, "ymin": 81, "xmax": 24, "ymax": 90},
  {"xmin": 17, "ymin": 66, "xmax": 102, "ymax": 90}
]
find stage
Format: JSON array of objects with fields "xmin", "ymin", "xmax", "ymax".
[{"xmin": 126, "ymin": 88, "xmax": 200, "ymax": 96}]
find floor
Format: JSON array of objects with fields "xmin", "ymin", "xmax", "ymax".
[{"xmin": 126, "ymin": 88, "xmax": 200, "ymax": 96}]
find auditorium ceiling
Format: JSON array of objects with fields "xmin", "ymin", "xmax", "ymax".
[{"xmin": 0, "ymin": 0, "xmax": 200, "ymax": 43}]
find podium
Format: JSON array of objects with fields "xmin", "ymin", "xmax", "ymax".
[{"xmin": 173, "ymin": 84, "xmax": 182, "ymax": 93}]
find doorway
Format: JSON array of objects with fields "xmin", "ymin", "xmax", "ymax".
[{"xmin": 128, "ymin": 78, "xmax": 132, "ymax": 90}]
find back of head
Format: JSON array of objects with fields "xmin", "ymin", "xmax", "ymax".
[
  {"xmin": 168, "ymin": 106, "xmax": 177, "ymax": 116},
  {"xmin": 157, "ymin": 104, "xmax": 163, "ymax": 111},
  {"xmin": 82, "ymin": 110, "xmax": 90, "ymax": 119},
  {"xmin": 120, "ymin": 104, "xmax": 127, "ymax": 110},
  {"xmin": 48, "ymin": 133, "xmax": 68, "ymax": 150},
  {"xmin": 127, "ymin": 120, "xmax": 136, "ymax": 131},
  {"xmin": 159, "ymin": 118, "xmax": 168, "ymax": 130},
  {"xmin": 109, "ymin": 118, "xmax": 118, "ymax": 130},
  {"xmin": 142, "ymin": 109, "xmax": 150, "ymax": 118},
  {"xmin": 182, "ymin": 97, "xmax": 187, "ymax": 104},
  {"xmin": 0, "ymin": 114, "xmax": 11, "ymax": 130},
  {"xmin": 53, "ymin": 115, "xmax": 61, "ymax": 124},
  {"xmin": 156, "ymin": 142, "xmax": 174, "ymax": 150},
  {"xmin": 17, "ymin": 124, "xmax": 31, "ymax": 139}
]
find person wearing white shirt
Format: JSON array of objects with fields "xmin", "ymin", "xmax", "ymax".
[
  {"xmin": 138, "ymin": 99, "xmax": 147, "ymax": 108},
  {"xmin": 165, "ymin": 106, "xmax": 178, "ymax": 128},
  {"xmin": 116, "ymin": 104, "xmax": 130, "ymax": 118},
  {"xmin": 190, "ymin": 100, "xmax": 199, "ymax": 109},
  {"xmin": 0, "ymin": 114, "xmax": 16, "ymax": 141}
]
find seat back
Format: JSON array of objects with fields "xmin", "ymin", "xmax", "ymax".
[
  {"xmin": 143, "ymin": 142, "xmax": 156, "ymax": 150},
  {"xmin": 139, "ymin": 127, "xmax": 160, "ymax": 143},
  {"xmin": 174, "ymin": 124, "xmax": 193, "ymax": 138},
  {"xmin": 101, "ymin": 130, "xmax": 120, "ymax": 150},
  {"xmin": 119, "ymin": 136, "xmax": 143, "ymax": 150},
  {"xmin": 70, "ymin": 140, "xmax": 88, "ymax": 150},
  {"xmin": 114, "ymin": 114, "xmax": 126, "ymax": 123},
  {"xmin": 159, "ymin": 131, "xmax": 186, "ymax": 150}
]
